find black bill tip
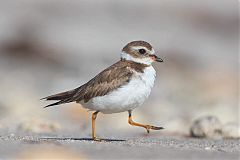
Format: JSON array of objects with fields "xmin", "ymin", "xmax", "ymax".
[{"xmin": 156, "ymin": 57, "xmax": 163, "ymax": 62}]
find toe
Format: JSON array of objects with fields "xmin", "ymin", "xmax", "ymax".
[
  {"xmin": 151, "ymin": 126, "xmax": 164, "ymax": 130},
  {"xmin": 93, "ymin": 137, "xmax": 102, "ymax": 141},
  {"xmin": 146, "ymin": 129, "xmax": 150, "ymax": 133}
]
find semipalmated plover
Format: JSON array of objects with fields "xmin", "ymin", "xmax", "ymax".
[{"xmin": 42, "ymin": 40, "xmax": 164, "ymax": 141}]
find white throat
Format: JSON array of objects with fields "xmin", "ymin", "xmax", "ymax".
[{"xmin": 121, "ymin": 52, "xmax": 153, "ymax": 65}]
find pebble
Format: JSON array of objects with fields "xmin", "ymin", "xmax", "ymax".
[{"xmin": 190, "ymin": 116, "xmax": 222, "ymax": 139}]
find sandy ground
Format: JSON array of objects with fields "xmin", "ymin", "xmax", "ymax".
[{"xmin": 0, "ymin": 134, "xmax": 239, "ymax": 160}]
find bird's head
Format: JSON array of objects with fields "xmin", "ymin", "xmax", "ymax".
[{"xmin": 121, "ymin": 40, "xmax": 163, "ymax": 65}]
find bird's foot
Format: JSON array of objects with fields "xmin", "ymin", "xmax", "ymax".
[
  {"xmin": 92, "ymin": 137, "xmax": 102, "ymax": 141},
  {"xmin": 145, "ymin": 125, "xmax": 164, "ymax": 133}
]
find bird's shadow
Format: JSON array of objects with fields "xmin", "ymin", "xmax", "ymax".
[{"xmin": 39, "ymin": 137, "xmax": 126, "ymax": 142}]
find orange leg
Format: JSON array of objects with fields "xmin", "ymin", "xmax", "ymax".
[
  {"xmin": 128, "ymin": 110, "xmax": 164, "ymax": 133},
  {"xmin": 92, "ymin": 111, "xmax": 101, "ymax": 141}
]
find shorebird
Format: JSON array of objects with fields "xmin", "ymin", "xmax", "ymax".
[{"xmin": 42, "ymin": 40, "xmax": 164, "ymax": 141}]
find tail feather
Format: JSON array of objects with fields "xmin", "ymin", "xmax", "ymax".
[
  {"xmin": 43, "ymin": 101, "xmax": 63, "ymax": 108},
  {"xmin": 42, "ymin": 89, "xmax": 79, "ymax": 108},
  {"xmin": 41, "ymin": 89, "xmax": 76, "ymax": 101},
  {"xmin": 43, "ymin": 99, "xmax": 70, "ymax": 108}
]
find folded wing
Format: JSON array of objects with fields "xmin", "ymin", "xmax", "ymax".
[{"xmin": 42, "ymin": 60, "xmax": 134, "ymax": 108}]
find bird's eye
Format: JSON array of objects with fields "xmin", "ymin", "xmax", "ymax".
[{"xmin": 138, "ymin": 49, "xmax": 146, "ymax": 54}]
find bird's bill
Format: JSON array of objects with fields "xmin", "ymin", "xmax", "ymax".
[{"xmin": 150, "ymin": 55, "xmax": 163, "ymax": 62}]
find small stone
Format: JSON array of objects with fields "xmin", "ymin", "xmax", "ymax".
[
  {"xmin": 222, "ymin": 122, "xmax": 240, "ymax": 139},
  {"xmin": 190, "ymin": 116, "xmax": 222, "ymax": 139}
]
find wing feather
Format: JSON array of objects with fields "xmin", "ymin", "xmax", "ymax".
[{"xmin": 42, "ymin": 60, "xmax": 134, "ymax": 107}]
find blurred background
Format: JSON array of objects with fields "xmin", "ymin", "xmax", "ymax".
[{"xmin": 0, "ymin": 0, "xmax": 238, "ymax": 142}]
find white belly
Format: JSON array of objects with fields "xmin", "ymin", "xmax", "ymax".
[{"xmin": 84, "ymin": 66, "xmax": 156, "ymax": 114}]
